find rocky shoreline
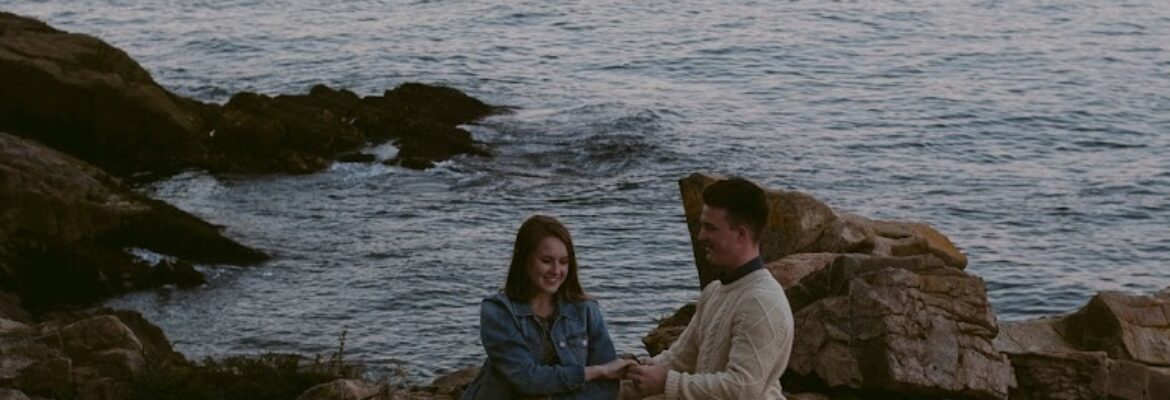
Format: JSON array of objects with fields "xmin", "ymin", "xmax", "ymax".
[{"xmin": 3, "ymin": 10, "xmax": 1169, "ymax": 400}]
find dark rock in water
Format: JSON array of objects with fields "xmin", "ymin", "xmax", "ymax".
[
  {"xmin": 0, "ymin": 132, "xmax": 266, "ymax": 310},
  {"xmin": 337, "ymin": 152, "xmax": 377, "ymax": 163},
  {"xmin": 207, "ymin": 91, "xmax": 365, "ymax": 174},
  {"xmin": 151, "ymin": 260, "xmax": 206, "ymax": 288},
  {"xmin": 0, "ymin": 11, "xmax": 212, "ymax": 176},
  {"xmin": 389, "ymin": 120, "xmax": 491, "ymax": 167},
  {"xmin": 0, "ymin": 12, "xmax": 499, "ymax": 178}
]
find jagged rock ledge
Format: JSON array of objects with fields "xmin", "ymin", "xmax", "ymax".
[{"xmin": 0, "ymin": 11, "xmax": 500, "ymax": 178}]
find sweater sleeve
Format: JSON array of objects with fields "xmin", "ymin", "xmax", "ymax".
[
  {"xmin": 652, "ymin": 284, "xmax": 715, "ymax": 371},
  {"xmin": 662, "ymin": 291, "xmax": 790, "ymax": 400}
]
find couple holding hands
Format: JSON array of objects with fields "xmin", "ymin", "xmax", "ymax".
[{"xmin": 461, "ymin": 177, "xmax": 796, "ymax": 400}]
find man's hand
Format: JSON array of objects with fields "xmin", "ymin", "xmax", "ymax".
[
  {"xmin": 626, "ymin": 363, "xmax": 669, "ymax": 395},
  {"xmin": 587, "ymin": 358, "xmax": 637, "ymax": 381}
]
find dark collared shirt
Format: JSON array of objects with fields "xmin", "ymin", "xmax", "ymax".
[{"xmin": 719, "ymin": 256, "xmax": 764, "ymax": 285}]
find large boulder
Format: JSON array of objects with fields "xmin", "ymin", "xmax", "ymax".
[
  {"xmin": 0, "ymin": 132, "xmax": 266, "ymax": 309},
  {"xmin": 783, "ymin": 255, "xmax": 1012, "ymax": 400},
  {"xmin": 679, "ymin": 173, "xmax": 967, "ymax": 288},
  {"xmin": 0, "ymin": 11, "xmax": 212, "ymax": 175}
]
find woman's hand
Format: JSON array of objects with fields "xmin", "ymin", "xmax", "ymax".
[{"xmin": 585, "ymin": 358, "xmax": 637, "ymax": 381}]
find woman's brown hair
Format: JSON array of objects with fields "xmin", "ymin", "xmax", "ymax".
[{"xmin": 503, "ymin": 215, "xmax": 590, "ymax": 303}]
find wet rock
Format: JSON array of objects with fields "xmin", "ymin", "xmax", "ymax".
[
  {"xmin": 1, "ymin": 13, "xmax": 497, "ymax": 178},
  {"xmin": 0, "ymin": 132, "xmax": 265, "ymax": 309},
  {"xmin": 337, "ymin": 152, "xmax": 377, "ymax": 163},
  {"xmin": 0, "ymin": 11, "xmax": 211, "ymax": 175},
  {"xmin": 151, "ymin": 259, "xmax": 206, "ymax": 288},
  {"xmin": 296, "ymin": 378, "xmax": 382, "ymax": 400},
  {"xmin": 208, "ymin": 91, "xmax": 365, "ymax": 174},
  {"xmin": 784, "ymin": 255, "xmax": 1012, "ymax": 400}
]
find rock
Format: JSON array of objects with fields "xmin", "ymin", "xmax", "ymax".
[
  {"xmin": 96, "ymin": 309, "xmax": 185, "ymax": 367},
  {"xmin": 907, "ymin": 222, "xmax": 968, "ymax": 269},
  {"xmin": 0, "ymin": 388, "xmax": 30, "ymax": 400},
  {"xmin": 807, "ymin": 214, "xmax": 875, "ymax": 255},
  {"xmin": 151, "ymin": 259, "xmax": 206, "ymax": 288},
  {"xmin": 0, "ymin": 292, "xmax": 32, "ymax": 323},
  {"xmin": 0, "ymin": 11, "xmax": 211, "ymax": 175},
  {"xmin": 994, "ymin": 317, "xmax": 1076, "ymax": 355},
  {"xmin": 428, "ymin": 366, "xmax": 479, "ymax": 398},
  {"xmin": 0, "ymin": 339, "xmax": 73, "ymax": 399},
  {"xmin": 1006, "ymin": 351, "xmax": 1170, "ymax": 400},
  {"xmin": 337, "ymin": 152, "xmax": 377, "ymax": 163},
  {"xmin": 77, "ymin": 376, "xmax": 129, "ymax": 400},
  {"xmin": 0, "ymin": 132, "xmax": 265, "ymax": 309},
  {"xmin": 208, "ymin": 91, "xmax": 365, "ymax": 174},
  {"xmin": 296, "ymin": 379, "xmax": 382, "ymax": 400},
  {"xmin": 0, "ymin": 317, "xmax": 33, "ymax": 337},
  {"xmin": 679, "ymin": 173, "xmax": 837, "ymax": 288},
  {"xmin": 641, "ymin": 303, "xmax": 696, "ymax": 356},
  {"xmin": 764, "ymin": 253, "xmax": 839, "ymax": 290},
  {"xmin": 1058, "ymin": 290, "xmax": 1170, "ymax": 366},
  {"xmin": 58, "ymin": 315, "xmax": 143, "ymax": 362},
  {"xmin": 380, "ymin": 83, "xmax": 495, "ymax": 127},
  {"xmin": 387, "ymin": 120, "xmax": 490, "ymax": 169},
  {"xmin": 784, "ymin": 255, "xmax": 1012, "ymax": 399},
  {"xmin": 1, "ymin": 13, "xmax": 497, "ymax": 178}
]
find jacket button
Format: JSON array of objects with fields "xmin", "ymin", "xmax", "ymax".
[{"xmin": 559, "ymin": 341, "xmax": 566, "ymax": 347}]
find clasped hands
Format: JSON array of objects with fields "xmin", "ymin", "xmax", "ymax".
[{"xmin": 591, "ymin": 355, "xmax": 669, "ymax": 395}]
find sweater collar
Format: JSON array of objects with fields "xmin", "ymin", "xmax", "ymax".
[{"xmin": 718, "ymin": 256, "xmax": 764, "ymax": 285}]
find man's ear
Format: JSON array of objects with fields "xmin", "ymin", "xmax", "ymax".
[{"xmin": 734, "ymin": 223, "xmax": 750, "ymax": 242}]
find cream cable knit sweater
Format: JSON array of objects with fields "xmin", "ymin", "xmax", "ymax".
[{"xmin": 652, "ymin": 268, "xmax": 794, "ymax": 400}]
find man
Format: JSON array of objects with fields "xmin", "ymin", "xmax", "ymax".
[{"xmin": 626, "ymin": 177, "xmax": 794, "ymax": 399}]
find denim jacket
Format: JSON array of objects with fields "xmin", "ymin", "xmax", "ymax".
[{"xmin": 461, "ymin": 292, "xmax": 619, "ymax": 400}]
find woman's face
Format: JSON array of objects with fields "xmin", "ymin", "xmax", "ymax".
[{"xmin": 528, "ymin": 236, "xmax": 570, "ymax": 299}]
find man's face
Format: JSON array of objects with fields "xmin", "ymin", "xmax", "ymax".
[{"xmin": 698, "ymin": 205, "xmax": 742, "ymax": 270}]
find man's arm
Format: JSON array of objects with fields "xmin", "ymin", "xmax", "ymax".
[{"xmin": 663, "ymin": 293, "xmax": 791, "ymax": 400}]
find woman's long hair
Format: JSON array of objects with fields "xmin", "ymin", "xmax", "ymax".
[{"xmin": 503, "ymin": 215, "xmax": 590, "ymax": 303}]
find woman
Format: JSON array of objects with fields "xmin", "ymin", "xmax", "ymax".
[{"xmin": 462, "ymin": 215, "xmax": 634, "ymax": 400}]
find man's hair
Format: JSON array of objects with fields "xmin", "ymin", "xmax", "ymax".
[
  {"xmin": 503, "ymin": 215, "xmax": 590, "ymax": 303},
  {"xmin": 701, "ymin": 177, "xmax": 769, "ymax": 242}
]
